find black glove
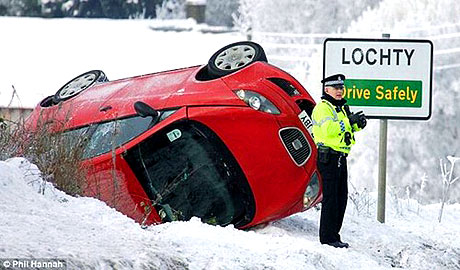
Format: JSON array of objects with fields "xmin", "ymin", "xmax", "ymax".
[
  {"xmin": 358, "ymin": 114, "xmax": 367, "ymax": 129},
  {"xmin": 348, "ymin": 111, "xmax": 364, "ymax": 126}
]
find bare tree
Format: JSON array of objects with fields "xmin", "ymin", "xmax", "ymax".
[{"xmin": 438, "ymin": 156, "xmax": 460, "ymax": 222}]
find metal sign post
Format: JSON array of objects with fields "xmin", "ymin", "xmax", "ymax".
[
  {"xmin": 323, "ymin": 35, "xmax": 433, "ymax": 223},
  {"xmin": 377, "ymin": 33, "xmax": 390, "ymax": 223},
  {"xmin": 377, "ymin": 118, "xmax": 387, "ymax": 222}
]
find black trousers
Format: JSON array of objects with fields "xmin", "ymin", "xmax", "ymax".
[{"xmin": 318, "ymin": 154, "xmax": 348, "ymax": 244}]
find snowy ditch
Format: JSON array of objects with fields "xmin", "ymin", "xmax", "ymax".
[{"xmin": 1, "ymin": 158, "xmax": 459, "ymax": 270}]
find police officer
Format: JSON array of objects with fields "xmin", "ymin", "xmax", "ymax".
[{"xmin": 312, "ymin": 74, "xmax": 367, "ymax": 248}]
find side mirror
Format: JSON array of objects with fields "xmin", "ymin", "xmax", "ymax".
[
  {"xmin": 134, "ymin": 101, "xmax": 160, "ymax": 125},
  {"xmin": 134, "ymin": 101, "xmax": 159, "ymax": 120},
  {"xmin": 134, "ymin": 102, "xmax": 160, "ymax": 129}
]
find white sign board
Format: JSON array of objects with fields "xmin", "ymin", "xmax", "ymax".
[{"xmin": 324, "ymin": 38, "xmax": 433, "ymax": 120}]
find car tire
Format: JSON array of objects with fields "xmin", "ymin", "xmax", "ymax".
[
  {"xmin": 207, "ymin": 41, "xmax": 267, "ymax": 78},
  {"xmin": 53, "ymin": 70, "xmax": 108, "ymax": 103}
]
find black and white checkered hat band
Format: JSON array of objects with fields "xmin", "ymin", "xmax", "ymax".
[{"xmin": 324, "ymin": 80, "xmax": 344, "ymax": 86}]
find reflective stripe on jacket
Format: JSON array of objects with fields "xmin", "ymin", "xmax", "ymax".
[{"xmin": 311, "ymin": 99, "xmax": 361, "ymax": 154}]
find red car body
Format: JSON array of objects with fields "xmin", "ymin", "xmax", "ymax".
[{"xmin": 26, "ymin": 61, "xmax": 322, "ymax": 228}]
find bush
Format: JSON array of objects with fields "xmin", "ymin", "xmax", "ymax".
[
  {"xmin": 0, "ymin": 0, "xmax": 161, "ymax": 18},
  {"xmin": 0, "ymin": 0, "xmax": 41, "ymax": 16},
  {"xmin": 156, "ymin": 0, "xmax": 185, "ymax": 20},
  {"xmin": 0, "ymin": 3, "xmax": 8, "ymax": 15},
  {"xmin": 0, "ymin": 116, "xmax": 87, "ymax": 196},
  {"xmin": 205, "ymin": 0, "xmax": 239, "ymax": 27}
]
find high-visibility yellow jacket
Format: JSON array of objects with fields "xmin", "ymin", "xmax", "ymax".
[{"xmin": 312, "ymin": 98, "xmax": 361, "ymax": 154}]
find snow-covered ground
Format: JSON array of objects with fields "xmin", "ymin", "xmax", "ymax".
[{"xmin": 1, "ymin": 158, "xmax": 460, "ymax": 270}]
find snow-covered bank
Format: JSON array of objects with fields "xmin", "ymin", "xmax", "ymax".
[
  {"xmin": 0, "ymin": 158, "xmax": 185, "ymax": 269},
  {"xmin": 1, "ymin": 159, "xmax": 459, "ymax": 269}
]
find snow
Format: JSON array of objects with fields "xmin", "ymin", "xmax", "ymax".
[
  {"xmin": 1, "ymin": 158, "xmax": 459, "ymax": 269},
  {"xmin": 0, "ymin": 17, "xmax": 242, "ymax": 108},
  {"xmin": 1, "ymin": 16, "xmax": 460, "ymax": 270},
  {"xmin": 186, "ymin": 0, "xmax": 206, "ymax": 5}
]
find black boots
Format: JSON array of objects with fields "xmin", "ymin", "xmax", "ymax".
[{"xmin": 323, "ymin": 241, "xmax": 349, "ymax": 248}]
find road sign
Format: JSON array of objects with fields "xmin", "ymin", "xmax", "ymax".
[{"xmin": 323, "ymin": 38, "xmax": 433, "ymax": 120}]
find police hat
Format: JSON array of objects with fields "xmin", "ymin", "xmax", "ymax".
[{"xmin": 321, "ymin": 74, "xmax": 346, "ymax": 87}]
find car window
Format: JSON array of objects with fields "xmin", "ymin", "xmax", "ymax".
[
  {"xmin": 61, "ymin": 126, "xmax": 90, "ymax": 149},
  {"xmin": 61, "ymin": 109, "xmax": 178, "ymax": 159},
  {"xmin": 83, "ymin": 116, "xmax": 153, "ymax": 158}
]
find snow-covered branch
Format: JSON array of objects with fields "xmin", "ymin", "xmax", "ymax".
[{"xmin": 438, "ymin": 156, "xmax": 459, "ymax": 222}]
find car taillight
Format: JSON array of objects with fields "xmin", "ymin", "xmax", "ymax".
[
  {"xmin": 303, "ymin": 172, "xmax": 320, "ymax": 208},
  {"xmin": 233, "ymin": 90, "xmax": 280, "ymax": 115}
]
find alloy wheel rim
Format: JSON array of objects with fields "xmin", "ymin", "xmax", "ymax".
[
  {"xmin": 59, "ymin": 72, "xmax": 97, "ymax": 99},
  {"xmin": 214, "ymin": 45, "xmax": 256, "ymax": 71}
]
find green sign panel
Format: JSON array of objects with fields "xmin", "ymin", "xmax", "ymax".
[{"xmin": 344, "ymin": 79, "xmax": 422, "ymax": 108}]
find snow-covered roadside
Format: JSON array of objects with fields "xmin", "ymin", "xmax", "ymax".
[
  {"xmin": 1, "ymin": 158, "xmax": 459, "ymax": 270},
  {"xmin": 0, "ymin": 158, "xmax": 186, "ymax": 269}
]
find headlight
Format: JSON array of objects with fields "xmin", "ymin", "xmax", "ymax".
[
  {"xmin": 303, "ymin": 172, "xmax": 320, "ymax": 208},
  {"xmin": 233, "ymin": 90, "xmax": 280, "ymax": 115}
]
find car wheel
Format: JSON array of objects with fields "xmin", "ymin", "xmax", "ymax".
[
  {"xmin": 53, "ymin": 70, "xmax": 108, "ymax": 103},
  {"xmin": 207, "ymin": 41, "xmax": 267, "ymax": 78}
]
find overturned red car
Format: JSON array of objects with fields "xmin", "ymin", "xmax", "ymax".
[{"xmin": 26, "ymin": 41, "xmax": 322, "ymax": 228}]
